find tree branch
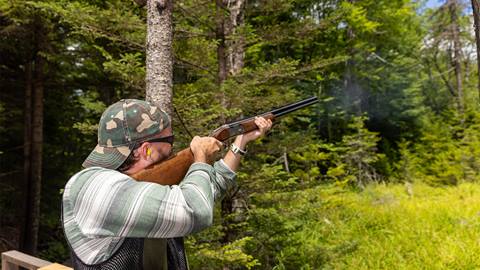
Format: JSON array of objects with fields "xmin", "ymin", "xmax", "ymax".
[
  {"xmin": 432, "ymin": 48, "xmax": 456, "ymax": 97},
  {"xmin": 132, "ymin": 0, "xmax": 147, "ymax": 7},
  {"xmin": 175, "ymin": 57, "xmax": 217, "ymax": 78}
]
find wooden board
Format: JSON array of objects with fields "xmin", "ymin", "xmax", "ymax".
[{"xmin": 38, "ymin": 263, "xmax": 73, "ymax": 270}]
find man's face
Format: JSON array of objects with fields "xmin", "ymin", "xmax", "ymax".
[{"xmin": 147, "ymin": 127, "xmax": 174, "ymax": 163}]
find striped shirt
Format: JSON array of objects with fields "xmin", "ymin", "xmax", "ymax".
[{"xmin": 62, "ymin": 160, "xmax": 236, "ymax": 265}]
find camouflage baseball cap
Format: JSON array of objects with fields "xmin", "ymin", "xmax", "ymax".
[{"xmin": 82, "ymin": 99, "xmax": 171, "ymax": 170}]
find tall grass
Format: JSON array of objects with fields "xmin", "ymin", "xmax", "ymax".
[{"xmin": 251, "ymin": 182, "xmax": 480, "ymax": 269}]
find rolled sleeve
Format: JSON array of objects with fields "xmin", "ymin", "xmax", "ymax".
[
  {"xmin": 181, "ymin": 161, "xmax": 237, "ymax": 201},
  {"xmin": 211, "ymin": 159, "xmax": 237, "ymax": 201}
]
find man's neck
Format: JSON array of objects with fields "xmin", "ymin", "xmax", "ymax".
[
  {"xmin": 123, "ymin": 158, "xmax": 151, "ymax": 176},
  {"xmin": 123, "ymin": 156, "xmax": 169, "ymax": 176}
]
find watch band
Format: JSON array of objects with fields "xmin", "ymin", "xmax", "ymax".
[{"xmin": 230, "ymin": 143, "xmax": 247, "ymax": 156}]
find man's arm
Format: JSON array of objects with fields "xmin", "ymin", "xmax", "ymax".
[{"xmin": 223, "ymin": 117, "xmax": 272, "ymax": 172}]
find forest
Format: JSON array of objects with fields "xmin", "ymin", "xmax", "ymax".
[{"xmin": 1, "ymin": 0, "xmax": 480, "ymax": 269}]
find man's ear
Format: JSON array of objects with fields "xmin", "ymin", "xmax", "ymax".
[{"xmin": 137, "ymin": 142, "xmax": 151, "ymax": 160}]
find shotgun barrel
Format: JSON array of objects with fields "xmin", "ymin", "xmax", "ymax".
[{"xmin": 210, "ymin": 96, "xmax": 318, "ymax": 141}]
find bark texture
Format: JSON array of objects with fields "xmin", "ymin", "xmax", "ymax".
[
  {"xmin": 225, "ymin": 0, "xmax": 245, "ymax": 76},
  {"xmin": 216, "ymin": 0, "xmax": 228, "ymax": 85},
  {"xmin": 217, "ymin": 0, "xmax": 245, "ymax": 82},
  {"xmin": 146, "ymin": 0, "xmax": 174, "ymax": 114}
]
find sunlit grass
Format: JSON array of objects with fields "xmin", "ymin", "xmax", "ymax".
[{"xmin": 262, "ymin": 182, "xmax": 480, "ymax": 269}]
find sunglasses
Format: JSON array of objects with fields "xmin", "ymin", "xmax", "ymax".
[{"xmin": 145, "ymin": 135, "xmax": 175, "ymax": 146}]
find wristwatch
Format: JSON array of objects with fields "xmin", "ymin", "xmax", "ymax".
[{"xmin": 230, "ymin": 143, "xmax": 247, "ymax": 156}]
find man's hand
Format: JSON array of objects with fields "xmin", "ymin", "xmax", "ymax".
[
  {"xmin": 235, "ymin": 117, "xmax": 273, "ymax": 148},
  {"xmin": 190, "ymin": 136, "xmax": 223, "ymax": 164},
  {"xmin": 245, "ymin": 117, "xmax": 273, "ymax": 142}
]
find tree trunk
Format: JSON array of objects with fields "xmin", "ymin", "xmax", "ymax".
[
  {"xmin": 215, "ymin": 0, "xmax": 246, "ymax": 114},
  {"xmin": 449, "ymin": 0, "xmax": 464, "ymax": 115},
  {"xmin": 21, "ymin": 16, "xmax": 46, "ymax": 255},
  {"xmin": 221, "ymin": 195, "xmax": 233, "ymax": 244},
  {"xmin": 216, "ymin": 0, "xmax": 228, "ymax": 85},
  {"xmin": 29, "ymin": 53, "xmax": 45, "ymax": 256},
  {"xmin": 472, "ymin": 0, "xmax": 480, "ymax": 102},
  {"xmin": 216, "ymin": 0, "xmax": 232, "ymax": 245},
  {"xmin": 20, "ymin": 62, "xmax": 33, "ymax": 252},
  {"xmin": 146, "ymin": 0, "xmax": 174, "ymax": 114},
  {"xmin": 215, "ymin": 0, "xmax": 229, "ymax": 124},
  {"xmin": 225, "ymin": 0, "xmax": 245, "ymax": 76},
  {"xmin": 23, "ymin": 23, "xmax": 46, "ymax": 254},
  {"xmin": 145, "ymin": 1, "xmax": 183, "ymax": 269},
  {"xmin": 216, "ymin": 0, "xmax": 247, "ymax": 247}
]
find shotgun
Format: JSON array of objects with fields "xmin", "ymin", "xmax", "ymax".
[{"xmin": 132, "ymin": 96, "xmax": 318, "ymax": 185}]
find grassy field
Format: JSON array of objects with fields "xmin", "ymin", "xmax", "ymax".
[{"xmin": 257, "ymin": 182, "xmax": 480, "ymax": 269}]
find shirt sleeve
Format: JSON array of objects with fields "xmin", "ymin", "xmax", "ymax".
[
  {"xmin": 210, "ymin": 159, "xmax": 237, "ymax": 201},
  {"xmin": 64, "ymin": 164, "xmax": 235, "ymax": 240}
]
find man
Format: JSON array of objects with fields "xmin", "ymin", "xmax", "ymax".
[{"xmin": 62, "ymin": 99, "xmax": 272, "ymax": 269}]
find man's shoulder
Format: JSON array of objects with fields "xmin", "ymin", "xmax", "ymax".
[
  {"xmin": 65, "ymin": 167, "xmax": 127, "ymax": 191},
  {"xmin": 63, "ymin": 167, "xmax": 134, "ymax": 211}
]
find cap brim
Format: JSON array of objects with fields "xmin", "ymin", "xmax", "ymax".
[{"xmin": 82, "ymin": 144, "xmax": 132, "ymax": 170}]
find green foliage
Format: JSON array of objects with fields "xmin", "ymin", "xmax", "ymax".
[
  {"xmin": 187, "ymin": 236, "xmax": 260, "ymax": 270},
  {"xmin": 396, "ymin": 111, "xmax": 480, "ymax": 186},
  {"xmin": 285, "ymin": 116, "xmax": 384, "ymax": 188},
  {"xmin": 72, "ymin": 91, "xmax": 106, "ymax": 135},
  {"xmin": 333, "ymin": 116, "xmax": 385, "ymax": 187},
  {"xmin": 340, "ymin": 1, "xmax": 380, "ymax": 35},
  {"xmin": 96, "ymin": 48, "xmax": 146, "ymax": 96}
]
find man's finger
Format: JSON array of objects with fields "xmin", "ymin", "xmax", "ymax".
[{"xmin": 214, "ymin": 139, "xmax": 224, "ymax": 150}]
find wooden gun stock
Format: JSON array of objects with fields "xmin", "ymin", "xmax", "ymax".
[
  {"xmin": 132, "ymin": 97, "xmax": 318, "ymax": 185},
  {"xmin": 132, "ymin": 148, "xmax": 194, "ymax": 185}
]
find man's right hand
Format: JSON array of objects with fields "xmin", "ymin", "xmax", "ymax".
[{"xmin": 190, "ymin": 136, "xmax": 223, "ymax": 164}]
